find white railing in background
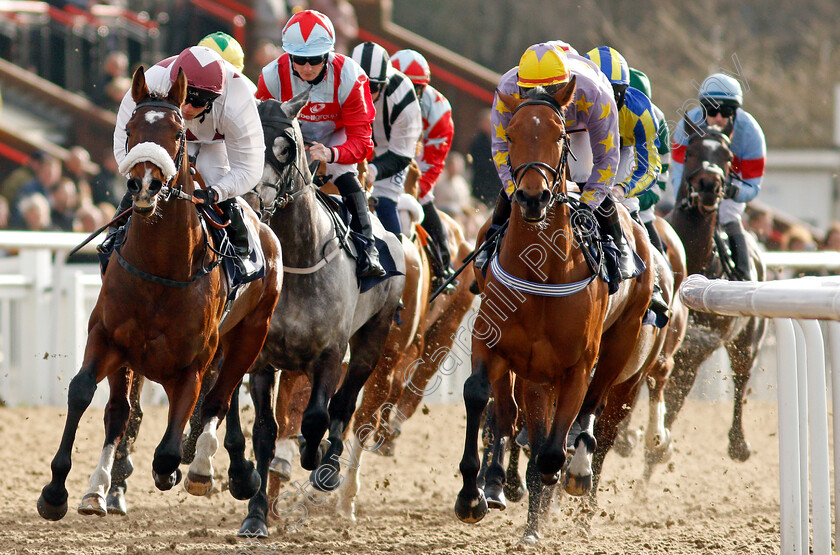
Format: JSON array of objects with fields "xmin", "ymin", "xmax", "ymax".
[{"xmin": 680, "ymin": 274, "xmax": 840, "ymax": 555}]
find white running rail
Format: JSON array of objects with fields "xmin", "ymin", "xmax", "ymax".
[{"xmin": 680, "ymin": 274, "xmax": 840, "ymax": 555}]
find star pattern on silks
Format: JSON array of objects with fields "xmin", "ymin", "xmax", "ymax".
[
  {"xmin": 529, "ymin": 42, "xmax": 559, "ymax": 60},
  {"xmin": 597, "ymin": 164, "xmax": 615, "ymax": 182},
  {"xmin": 294, "ymin": 12, "xmax": 332, "ymax": 41},
  {"xmin": 599, "ymin": 130, "xmax": 616, "ymax": 153},
  {"xmin": 575, "ymin": 92, "xmax": 594, "ymax": 116},
  {"xmin": 493, "ymin": 150, "xmax": 509, "ymax": 169},
  {"xmin": 494, "ymin": 99, "xmax": 511, "ymax": 115},
  {"xmin": 494, "ymin": 122, "xmax": 507, "ymax": 140},
  {"xmin": 598, "ymin": 100, "xmax": 612, "ymax": 120}
]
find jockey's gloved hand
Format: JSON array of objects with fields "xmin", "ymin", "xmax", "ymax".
[
  {"xmin": 724, "ymin": 181, "xmax": 740, "ymax": 200},
  {"xmin": 194, "ymin": 187, "xmax": 219, "ymax": 205}
]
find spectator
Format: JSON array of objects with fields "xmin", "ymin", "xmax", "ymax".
[
  {"xmin": 781, "ymin": 224, "xmax": 817, "ymax": 252},
  {"xmin": 467, "ymin": 108, "xmax": 502, "ymax": 207},
  {"xmin": 64, "ymin": 146, "xmax": 94, "ymax": 206},
  {"xmin": 434, "ymin": 152, "xmax": 472, "ymax": 218},
  {"xmin": 18, "ymin": 193, "xmax": 54, "ymax": 231},
  {"xmin": 74, "ymin": 203, "xmax": 102, "ymax": 234},
  {"xmin": 92, "ymin": 51, "xmax": 131, "ymax": 112},
  {"xmin": 251, "ymin": 41, "xmax": 281, "ymax": 82},
  {"xmin": 49, "ymin": 177, "xmax": 79, "ymax": 231},
  {"xmin": 746, "ymin": 207, "xmax": 783, "ymax": 250},
  {"xmin": 821, "ymin": 222, "xmax": 840, "ymax": 251},
  {"xmin": 251, "ymin": 0, "xmax": 289, "ymax": 47},
  {"xmin": 0, "ymin": 196, "xmax": 10, "ymax": 230},
  {"xmin": 0, "ymin": 150, "xmax": 47, "ymax": 203},
  {"xmin": 97, "ymin": 201, "xmax": 116, "ymax": 224},
  {"xmin": 91, "ymin": 148, "xmax": 123, "ymax": 208},
  {"xmin": 12, "ymin": 153, "xmax": 62, "ymax": 228},
  {"xmin": 308, "ymin": 0, "xmax": 357, "ymax": 54}
]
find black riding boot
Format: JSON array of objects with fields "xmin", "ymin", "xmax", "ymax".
[
  {"xmin": 639, "ymin": 219, "xmax": 669, "ymax": 314},
  {"xmin": 724, "ymin": 220, "xmax": 755, "ymax": 281},
  {"xmin": 222, "ymin": 200, "xmax": 252, "ymax": 275},
  {"xmin": 97, "ymin": 191, "xmax": 133, "ymax": 254},
  {"xmin": 643, "ymin": 220, "xmax": 665, "ymax": 255},
  {"xmin": 474, "ymin": 191, "xmax": 512, "ymax": 273},
  {"xmin": 421, "ymin": 203, "xmax": 457, "ymax": 294},
  {"xmin": 595, "ymin": 197, "xmax": 637, "ymax": 280},
  {"xmin": 336, "ymin": 174, "xmax": 386, "ymax": 278}
]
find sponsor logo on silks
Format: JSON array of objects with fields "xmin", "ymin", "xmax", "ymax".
[{"xmin": 309, "ymin": 103, "xmax": 327, "ymax": 114}]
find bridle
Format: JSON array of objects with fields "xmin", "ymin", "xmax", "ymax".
[
  {"xmin": 507, "ymin": 95, "xmax": 572, "ymax": 209},
  {"xmin": 124, "ymin": 96, "xmax": 189, "ymax": 202},
  {"xmin": 257, "ymin": 110, "xmax": 312, "ymax": 221},
  {"xmin": 680, "ymin": 127, "xmax": 732, "ymax": 212}
]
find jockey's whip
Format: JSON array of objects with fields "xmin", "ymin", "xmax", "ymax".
[
  {"xmin": 67, "ymin": 206, "xmax": 133, "ymax": 259},
  {"xmin": 428, "ymin": 220, "xmax": 509, "ymax": 304}
]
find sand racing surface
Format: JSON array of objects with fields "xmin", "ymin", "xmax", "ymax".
[{"xmin": 0, "ymin": 397, "xmax": 783, "ymax": 554}]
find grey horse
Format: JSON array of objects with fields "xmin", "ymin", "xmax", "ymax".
[{"xmin": 236, "ymin": 92, "xmax": 405, "ymax": 537}]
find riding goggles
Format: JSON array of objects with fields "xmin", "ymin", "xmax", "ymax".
[
  {"xmin": 703, "ymin": 103, "xmax": 736, "ymax": 118},
  {"xmin": 291, "ymin": 54, "xmax": 328, "ymax": 66},
  {"xmin": 185, "ymin": 88, "xmax": 219, "ymax": 109}
]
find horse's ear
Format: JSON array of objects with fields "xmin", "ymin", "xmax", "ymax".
[
  {"xmin": 496, "ymin": 90, "xmax": 522, "ymax": 113},
  {"xmin": 168, "ymin": 68, "xmax": 187, "ymax": 107},
  {"xmin": 281, "ymin": 87, "xmax": 311, "ymax": 119},
  {"xmin": 131, "ymin": 65, "xmax": 148, "ymax": 103},
  {"xmin": 553, "ymin": 75, "xmax": 577, "ymax": 109}
]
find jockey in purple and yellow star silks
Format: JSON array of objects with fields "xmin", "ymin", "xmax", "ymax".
[{"xmin": 491, "ymin": 43, "xmax": 620, "ymax": 209}]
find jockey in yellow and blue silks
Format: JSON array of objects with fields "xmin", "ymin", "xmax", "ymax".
[
  {"xmin": 582, "ymin": 47, "xmax": 667, "ymax": 312},
  {"xmin": 583, "ymin": 47, "xmax": 661, "ymax": 214},
  {"xmin": 629, "ymin": 66, "xmax": 670, "ymax": 254}
]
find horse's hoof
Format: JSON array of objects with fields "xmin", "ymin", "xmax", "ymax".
[
  {"xmin": 309, "ymin": 464, "xmax": 341, "ymax": 492},
  {"xmin": 269, "ymin": 457, "xmax": 292, "ymax": 481},
  {"xmin": 483, "ymin": 484, "xmax": 506, "ymax": 511},
  {"xmin": 454, "ymin": 489, "xmax": 488, "ymax": 523},
  {"xmin": 153, "ymin": 468, "xmax": 182, "ymax": 491},
  {"xmin": 520, "ymin": 530, "xmax": 541, "ymax": 545},
  {"xmin": 184, "ymin": 471, "xmax": 213, "ymax": 496},
  {"xmin": 238, "ymin": 516, "xmax": 268, "ymax": 538},
  {"xmin": 106, "ymin": 486, "xmax": 127, "ymax": 515},
  {"xmin": 37, "ymin": 486, "xmax": 68, "ymax": 521},
  {"xmin": 540, "ymin": 471, "xmax": 559, "ymax": 486},
  {"xmin": 77, "ymin": 493, "xmax": 107, "ymax": 516},
  {"xmin": 229, "ymin": 463, "xmax": 261, "ymax": 500},
  {"xmin": 298, "ymin": 436, "xmax": 330, "ymax": 471},
  {"xmin": 728, "ymin": 439, "xmax": 752, "ymax": 462},
  {"xmin": 504, "ymin": 480, "xmax": 526, "ymax": 503},
  {"xmin": 563, "ymin": 471, "xmax": 591, "ymax": 496},
  {"xmin": 613, "ymin": 428, "xmax": 643, "ymax": 458}
]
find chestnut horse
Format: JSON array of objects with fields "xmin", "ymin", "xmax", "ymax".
[
  {"xmin": 37, "ymin": 67, "xmax": 283, "ymax": 521},
  {"xmin": 661, "ymin": 119, "xmax": 766, "ymax": 468},
  {"xmin": 455, "ymin": 81, "xmax": 657, "ymax": 543}
]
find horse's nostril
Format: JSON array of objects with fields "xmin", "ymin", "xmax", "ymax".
[
  {"xmin": 513, "ymin": 190, "xmax": 527, "ymax": 205},
  {"xmin": 540, "ymin": 190, "xmax": 551, "ymax": 204},
  {"xmin": 150, "ymin": 179, "xmax": 163, "ymax": 194},
  {"xmin": 127, "ymin": 177, "xmax": 141, "ymax": 194}
]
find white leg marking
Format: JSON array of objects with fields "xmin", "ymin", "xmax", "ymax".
[
  {"xmin": 647, "ymin": 400, "xmax": 667, "ymax": 450},
  {"xmin": 189, "ymin": 417, "xmax": 220, "ymax": 477},
  {"xmin": 275, "ymin": 437, "xmax": 296, "ymax": 463},
  {"xmin": 567, "ymin": 443, "xmax": 592, "ymax": 478},
  {"xmin": 337, "ymin": 436, "xmax": 365, "ymax": 521},
  {"xmin": 85, "ymin": 443, "xmax": 117, "ymax": 499}
]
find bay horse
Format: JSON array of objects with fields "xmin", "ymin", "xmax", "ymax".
[
  {"xmin": 455, "ymin": 81, "xmax": 658, "ymax": 544},
  {"xmin": 661, "ymin": 118, "xmax": 766, "ymax": 468},
  {"xmin": 37, "ymin": 66, "xmax": 283, "ymax": 520},
  {"xmin": 235, "ymin": 94, "xmax": 405, "ymax": 537}
]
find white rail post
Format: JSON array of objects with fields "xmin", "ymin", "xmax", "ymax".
[
  {"xmin": 827, "ymin": 321, "xmax": 840, "ymax": 550},
  {"xmin": 792, "ymin": 322, "xmax": 809, "ymax": 548},
  {"xmin": 775, "ymin": 318, "xmax": 803, "ymax": 554},
  {"xmin": 19, "ymin": 248, "xmax": 53, "ymax": 406},
  {"xmin": 797, "ymin": 319, "xmax": 831, "ymax": 555}
]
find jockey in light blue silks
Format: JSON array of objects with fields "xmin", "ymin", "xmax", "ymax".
[{"xmin": 671, "ymin": 73, "xmax": 766, "ymax": 280}]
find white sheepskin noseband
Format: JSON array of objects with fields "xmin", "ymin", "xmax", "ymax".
[{"xmin": 119, "ymin": 142, "xmax": 177, "ymax": 182}]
